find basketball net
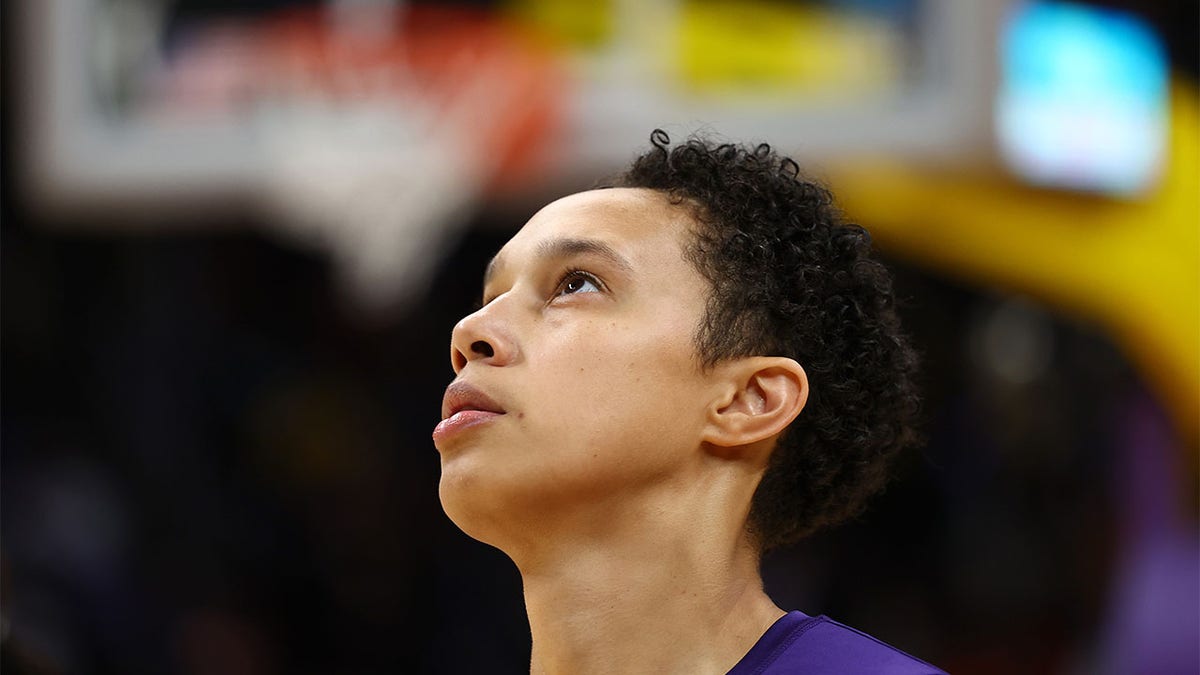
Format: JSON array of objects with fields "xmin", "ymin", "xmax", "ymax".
[{"xmin": 256, "ymin": 5, "xmax": 562, "ymax": 315}]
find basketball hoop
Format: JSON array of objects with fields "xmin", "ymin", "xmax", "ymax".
[{"xmin": 249, "ymin": 6, "xmax": 563, "ymax": 313}]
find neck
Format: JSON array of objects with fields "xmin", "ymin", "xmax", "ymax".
[{"xmin": 514, "ymin": 483, "xmax": 783, "ymax": 675}]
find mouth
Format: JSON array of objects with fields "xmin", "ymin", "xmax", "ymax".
[
  {"xmin": 434, "ymin": 380, "xmax": 506, "ymax": 446},
  {"xmin": 440, "ymin": 380, "xmax": 506, "ymax": 420}
]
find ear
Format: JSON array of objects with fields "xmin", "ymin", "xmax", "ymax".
[{"xmin": 702, "ymin": 357, "xmax": 809, "ymax": 454}]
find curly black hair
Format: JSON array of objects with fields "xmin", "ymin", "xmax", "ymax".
[{"xmin": 608, "ymin": 130, "xmax": 921, "ymax": 551}]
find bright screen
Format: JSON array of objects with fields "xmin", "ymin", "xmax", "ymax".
[{"xmin": 996, "ymin": 1, "xmax": 1168, "ymax": 196}]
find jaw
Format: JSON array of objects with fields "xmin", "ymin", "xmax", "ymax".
[{"xmin": 440, "ymin": 451, "xmax": 760, "ymax": 579}]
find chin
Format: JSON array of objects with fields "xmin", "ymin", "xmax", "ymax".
[
  {"xmin": 438, "ymin": 463, "xmax": 512, "ymax": 547},
  {"xmin": 439, "ymin": 455, "xmax": 585, "ymax": 557}
]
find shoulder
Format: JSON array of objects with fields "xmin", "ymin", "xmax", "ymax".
[
  {"xmin": 729, "ymin": 612, "xmax": 948, "ymax": 675},
  {"xmin": 780, "ymin": 615, "xmax": 947, "ymax": 674}
]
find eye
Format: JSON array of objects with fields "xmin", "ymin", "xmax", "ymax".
[{"xmin": 555, "ymin": 270, "xmax": 603, "ymax": 297}]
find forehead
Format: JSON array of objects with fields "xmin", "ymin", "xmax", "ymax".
[{"xmin": 488, "ymin": 188, "xmax": 695, "ymax": 282}]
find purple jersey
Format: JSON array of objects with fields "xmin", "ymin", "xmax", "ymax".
[{"xmin": 727, "ymin": 611, "xmax": 947, "ymax": 674}]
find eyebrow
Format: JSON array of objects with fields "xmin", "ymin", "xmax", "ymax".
[{"xmin": 483, "ymin": 237, "xmax": 634, "ymax": 288}]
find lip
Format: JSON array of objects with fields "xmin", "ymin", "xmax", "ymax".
[
  {"xmin": 434, "ymin": 381, "xmax": 506, "ymax": 445},
  {"xmin": 441, "ymin": 380, "xmax": 506, "ymax": 420},
  {"xmin": 433, "ymin": 409, "xmax": 503, "ymax": 445}
]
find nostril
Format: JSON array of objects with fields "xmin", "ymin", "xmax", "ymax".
[{"xmin": 471, "ymin": 340, "xmax": 495, "ymax": 358}]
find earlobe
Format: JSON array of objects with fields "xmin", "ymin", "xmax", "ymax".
[{"xmin": 705, "ymin": 357, "xmax": 809, "ymax": 451}]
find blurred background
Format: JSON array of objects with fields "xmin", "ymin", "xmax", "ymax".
[{"xmin": 2, "ymin": 0, "xmax": 1197, "ymax": 673}]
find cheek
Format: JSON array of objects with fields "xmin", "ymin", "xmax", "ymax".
[{"xmin": 527, "ymin": 319, "xmax": 704, "ymax": 445}]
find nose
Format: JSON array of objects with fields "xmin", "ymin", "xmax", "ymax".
[{"xmin": 450, "ymin": 302, "xmax": 515, "ymax": 373}]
